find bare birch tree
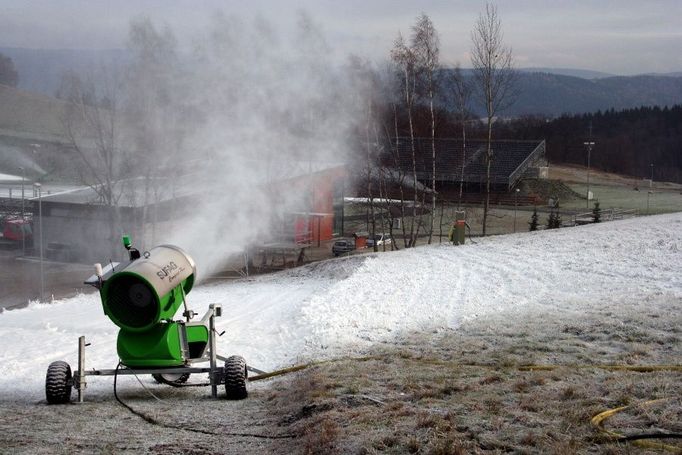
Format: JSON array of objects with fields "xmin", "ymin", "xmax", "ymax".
[
  {"xmin": 391, "ymin": 33, "xmax": 419, "ymax": 248},
  {"xmin": 60, "ymin": 69, "xmax": 129, "ymax": 257},
  {"xmin": 60, "ymin": 71, "xmax": 124, "ymax": 207},
  {"xmin": 124, "ymin": 18, "xmax": 187, "ymax": 244},
  {"xmin": 451, "ymin": 65, "xmax": 472, "ymax": 210},
  {"xmin": 347, "ymin": 55, "xmax": 381, "ymax": 250},
  {"xmin": 471, "ymin": 3, "xmax": 516, "ymax": 235},
  {"xmin": 411, "ymin": 13, "xmax": 440, "ymax": 244},
  {"xmin": 388, "ymin": 103, "xmax": 408, "ymax": 249}
]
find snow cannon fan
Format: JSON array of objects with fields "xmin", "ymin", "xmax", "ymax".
[{"xmin": 92, "ymin": 236, "xmax": 209, "ymax": 367}]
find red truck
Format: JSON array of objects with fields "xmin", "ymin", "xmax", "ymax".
[{"xmin": 0, "ymin": 218, "xmax": 32, "ymax": 243}]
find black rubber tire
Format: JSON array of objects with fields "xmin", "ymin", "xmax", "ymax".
[
  {"xmin": 152, "ymin": 373, "xmax": 191, "ymax": 386},
  {"xmin": 45, "ymin": 361, "xmax": 72, "ymax": 404},
  {"xmin": 224, "ymin": 355, "xmax": 248, "ymax": 400}
]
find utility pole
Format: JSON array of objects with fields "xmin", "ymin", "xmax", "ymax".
[
  {"xmin": 35, "ymin": 183, "xmax": 44, "ymax": 302},
  {"xmin": 20, "ymin": 167, "xmax": 25, "ymax": 256},
  {"xmin": 584, "ymin": 122, "xmax": 595, "ymax": 209}
]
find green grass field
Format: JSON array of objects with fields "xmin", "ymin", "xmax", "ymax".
[{"xmin": 563, "ymin": 183, "xmax": 682, "ymax": 215}]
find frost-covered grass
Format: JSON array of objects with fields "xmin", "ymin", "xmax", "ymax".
[
  {"xmin": 564, "ymin": 182, "xmax": 682, "ymax": 214},
  {"xmin": 270, "ymin": 293, "xmax": 682, "ymax": 453}
]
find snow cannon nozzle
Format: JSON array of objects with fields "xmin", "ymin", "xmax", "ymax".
[
  {"xmin": 91, "ymin": 243, "xmax": 200, "ymax": 368},
  {"xmin": 122, "ymin": 234, "xmax": 140, "ymax": 260},
  {"xmin": 98, "ymin": 244, "xmax": 196, "ymax": 334}
]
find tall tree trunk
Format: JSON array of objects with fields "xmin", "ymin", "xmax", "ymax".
[
  {"xmin": 373, "ymin": 118, "xmax": 387, "ymax": 251},
  {"xmin": 392, "ymin": 106, "xmax": 408, "ymax": 250},
  {"xmin": 428, "ymin": 85, "xmax": 436, "ymax": 244},
  {"xmin": 366, "ymin": 99, "xmax": 377, "ymax": 251},
  {"xmin": 438, "ymin": 196, "xmax": 445, "ymax": 243},
  {"xmin": 483, "ymin": 113, "xmax": 493, "ymax": 236},
  {"xmin": 458, "ymin": 116, "xmax": 467, "ymax": 210},
  {"xmin": 407, "ymin": 75, "xmax": 417, "ymax": 248}
]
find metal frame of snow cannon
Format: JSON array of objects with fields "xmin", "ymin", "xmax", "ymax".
[
  {"xmin": 70, "ymin": 304, "xmax": 231, "ymax": 403},
  {"xmin": 45, "ymin": 236, "xmax": 262, "ymax": 404}
]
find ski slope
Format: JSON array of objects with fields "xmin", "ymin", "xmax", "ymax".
[{"xmin": 1, "ymin": 213, "xmax": 681, "ymax": 401}]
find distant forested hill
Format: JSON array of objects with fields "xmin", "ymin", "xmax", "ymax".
[
  {"xmin": 3, "ymin": 47, "xmax": 682, "ymax": 118},
  {"xmin": 0, "ymin": 47, "xmax": 128, "ymax": 96},
  {"xmin": 442, "ymin": 70, "xmax": 682, "ymax": 118},
  {"xmin": 517, "ymin": 67, "xmax": 615, "ymax": 79},
  {"xmin": 500, "ymin": 105, "xmax": 682, "ymax": 183}
]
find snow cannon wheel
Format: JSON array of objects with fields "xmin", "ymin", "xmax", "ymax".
[
  {"xmin": 152, "ymin": 373, "xmax": 191, "ymax": 386},
  {"xmin": 45, "ymin": 361, "xmax": 73, "ymax": 404},
  {"xmin": 224, "ymin": 355, "xmax": 248, "ymax": 400}
]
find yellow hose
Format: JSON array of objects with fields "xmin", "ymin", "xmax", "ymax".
[
  {"xmin": 248, "ymin": 355, "xmax": 382, "ymax": 382},
  {"xmin": 591, "ymin": 398, "xmax": 681, "ymax": 452},
  {"xmin": 250, "ymin": 355, "xmax": 682, "ymax": 380}
]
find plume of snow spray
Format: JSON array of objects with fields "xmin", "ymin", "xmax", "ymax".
[{"xmin": 119, "ymin": 11, "xmax": 364, "ymax": 279}]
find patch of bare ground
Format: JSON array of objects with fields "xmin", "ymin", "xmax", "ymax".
[
  {"xmin": 268, "ymin": 294, "xmax": 682, "ymax": 454},
  {"xmin": 550, "ymin": 164, "xmax": 634, "ymax": 186}
]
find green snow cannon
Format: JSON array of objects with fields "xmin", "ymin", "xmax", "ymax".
[{"xmin": 92, "ymin": 237, "xmax": 210, "ymax": 368}]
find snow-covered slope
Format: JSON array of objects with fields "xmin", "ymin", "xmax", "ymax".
[{"xmin": 2, "ymin": 213, "xmax": 681, "ymax": 400}]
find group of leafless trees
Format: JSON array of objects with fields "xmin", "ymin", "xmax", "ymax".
[
  {"xmin": 58, "ymin": 18, "xmax": 193, "ymax": 248},
  {"xmin": 57, "ymin": 4, "xmax": 517, "ymax": 259},
  {"xmin": 354, "ymin": 3, "xmax": 516, "ymax": 249}
]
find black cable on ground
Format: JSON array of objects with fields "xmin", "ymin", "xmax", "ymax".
[
  {"xmin": 114, "ymin": 362, "xmax": 157, "ymax": 425},
  {"xmin": 620, "ymin": 433, "xmax": 682, "ymax": 441},
  {"xmin": 112, "ymin": 362, "xmax": 295, "ymax": 440}
]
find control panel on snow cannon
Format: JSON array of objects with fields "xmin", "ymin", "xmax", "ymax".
[{"xmin": 85, "ymin": 236, "xmax": 210, "ymax": 368}]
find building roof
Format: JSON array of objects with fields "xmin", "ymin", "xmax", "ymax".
[
  {"xmin": 37, "ymin": 159, "xmax": 347, "ymax": 207},
  {"xmin": 392, "ymin": 138, "xmax": 545, "ymax": 189},
  {"xmin": 0, "ymin": 172, "xmax": 22, "ymax": 183},
  {"xmin": 35, "ymin": 176, "xmax": 194, "ymax": 207}
]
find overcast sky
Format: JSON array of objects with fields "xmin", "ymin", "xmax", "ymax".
[{"xmin": 1, "ymin": 0, "xmax": 681, "ymax": 75}]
